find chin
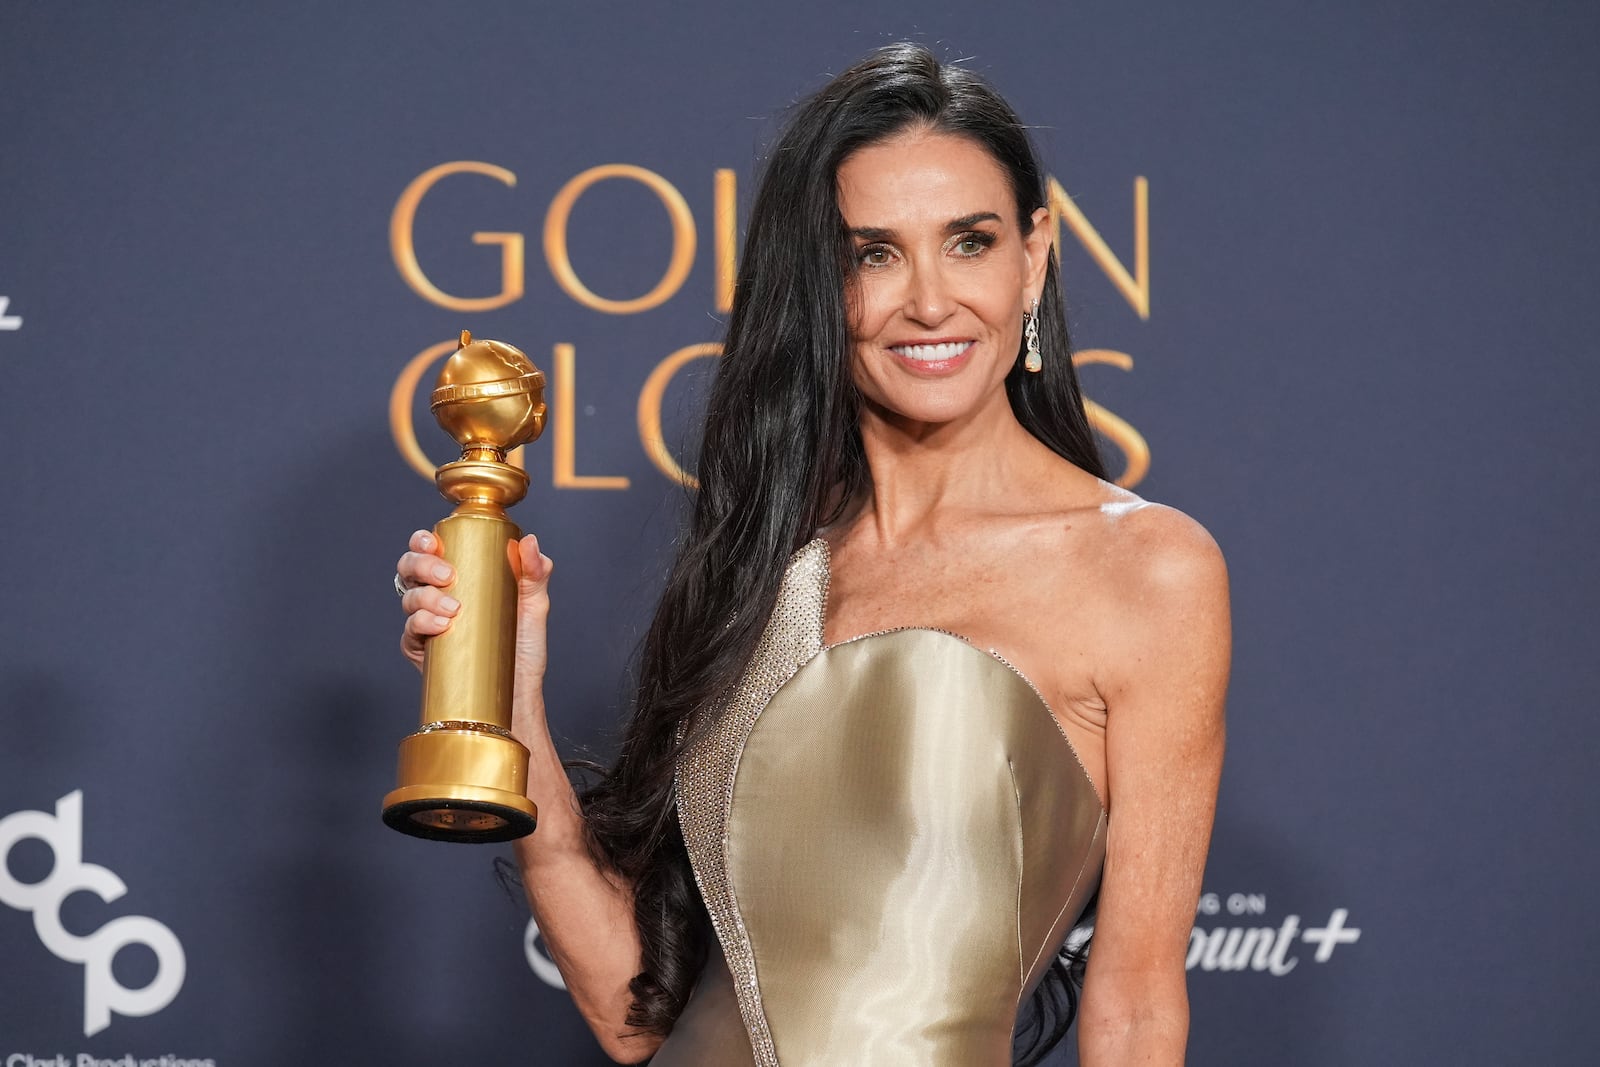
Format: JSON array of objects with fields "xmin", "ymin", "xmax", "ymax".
[{"xmin": 867, "ymin": 389, "xmax": 984, "ymax": 427}]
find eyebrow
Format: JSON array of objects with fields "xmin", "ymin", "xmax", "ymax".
[{"xmin": 848, "ymin": 211, "xmax": 1003, "ymax": 242}]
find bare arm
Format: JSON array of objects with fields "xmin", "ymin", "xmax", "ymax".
[
  {"xmin": 1076, "ymin": 508, "xmax": 1231, "ymax": 1066},
  {"xmin": 398, "ymin": 531, "xmax": 663, "ymax": 1063}
]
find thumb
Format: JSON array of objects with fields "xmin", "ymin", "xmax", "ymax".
[
  {"xmin": 508, "ymin": 533, "xmax": 554, "ymax": 597},
  {"xmin": 508, "ymin": 534, "xmax": 553, "ymax": 712}
]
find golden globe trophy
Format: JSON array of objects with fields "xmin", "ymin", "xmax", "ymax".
[{"xmin": 382, "ymin": 331, "xmax": 545, "ymax": 843}]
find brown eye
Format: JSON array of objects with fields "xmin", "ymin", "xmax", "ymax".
[{"xmin": 860, "ymin": 245, "xmax": 894, "ymax": 267}]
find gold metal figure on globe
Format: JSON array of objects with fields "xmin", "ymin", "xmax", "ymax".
[{"xmin": 382, "ymin": 330, "xmax": 546, "ymax": 842}]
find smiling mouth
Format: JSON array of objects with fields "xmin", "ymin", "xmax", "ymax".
[{"xmin": 889, "ymin": 341, "xmax": 973, "ymax": 362}]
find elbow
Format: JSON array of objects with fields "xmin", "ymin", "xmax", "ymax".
[
  {"xmin": 1078, "ymin": 1011, "xmax": 1189, "ymax": 1067},
  {"xmin": 596, "ymin": 1029, "xmax": 664, "ymax": 1064},
  {"xmin": 568, "ymin": 984, "xmax": 665, "ymax": 1062},
  {"xmin": 1077, "ymin": 973, "xmax": 1189, "ymax": 1064}
]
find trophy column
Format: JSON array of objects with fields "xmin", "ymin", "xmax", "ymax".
[{"xmin": 383, "ymin": 331, "xmax": 546, "ymax": 843}]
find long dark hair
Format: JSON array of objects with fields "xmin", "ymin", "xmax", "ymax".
[{"xmin": 575, "ymin": 42, "xmax": 1107, "ymax": 1063}]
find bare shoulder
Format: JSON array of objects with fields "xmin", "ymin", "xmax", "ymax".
[
  {"xmin": 1084, "ymin": 488, "xmax": 1228, "ymax": 604},
  {"xmin": 1071, "ymin": 487, "xmax": 1231, "ymax": 702}
]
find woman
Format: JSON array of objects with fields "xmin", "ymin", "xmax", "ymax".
[{"xmin": 396, "ymin": 43, "xmax": 1229, "ymax": 1066}]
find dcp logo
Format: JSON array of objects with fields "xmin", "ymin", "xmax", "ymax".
[{"xmin": 0, "ymin": 791, "xmax": 187, "ymax": 1035}]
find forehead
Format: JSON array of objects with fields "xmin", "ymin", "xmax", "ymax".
[{"xmin": 836, "ymin": 129, "xmax": 1013, "ymax": 226}]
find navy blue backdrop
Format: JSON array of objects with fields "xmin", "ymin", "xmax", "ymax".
[{"xmin": 3, "ymin": 2, "xmax": 1598, "ymax": 1064}]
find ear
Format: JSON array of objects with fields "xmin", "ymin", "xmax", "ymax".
[{"xmin": 1023, "ymin": 206, "xmax": 1052, "ymax": 300}]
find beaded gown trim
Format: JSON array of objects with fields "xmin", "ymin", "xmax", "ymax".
[{"xmin": 673, "ymin": 539, "xmax": 830, "ymax": 1066}]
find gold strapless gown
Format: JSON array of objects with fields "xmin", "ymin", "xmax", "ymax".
[{"xmin": 653, "ymin": 540, "xmax": 1107, "ymax": 1066}]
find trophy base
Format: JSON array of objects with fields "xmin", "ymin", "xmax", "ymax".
[
  {"xmin": 382, "ymin": 724, "xmax": 538, "ymax": 843},
  {"xmin": 382, "ymin": 784, "xmax": 537, "ymax": 843}
]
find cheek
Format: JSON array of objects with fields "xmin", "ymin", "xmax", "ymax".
[
  {"xmin": 975, "ymin": 279, "xmax": 1025, "ymax": 337},
  {"xmin": 847, "ymin": 276, "xmax": 896, "ymax": 343}
]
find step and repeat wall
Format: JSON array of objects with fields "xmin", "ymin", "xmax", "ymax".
[{"xmin": 3, "ymin": 3, "xmax": 1596, "ymax": 1065}]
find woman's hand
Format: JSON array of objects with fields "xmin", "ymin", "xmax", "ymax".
[
  {"xmin": 396, "ymin": 530, "xmax": 555, "ymax": 672},
  {"xmin": 396, "ymin": 528, "xmax": 459, "ymax": 670}
]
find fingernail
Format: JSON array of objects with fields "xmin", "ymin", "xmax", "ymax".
[
  {"xmin": 419, "ymin": 532, "xmax": 433, "ymax": 549},
  {"xmin": 440, "ymin": 596, "xmax": 460, "ymax": 613},
  {"xmin": 432, "ymin": 563, "xmax": 451, "ymax": 581}
]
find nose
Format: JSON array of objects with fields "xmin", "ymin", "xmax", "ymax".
[{"xmin": 903, "ymin": 262, "xmax": 954, "ymax": 326}]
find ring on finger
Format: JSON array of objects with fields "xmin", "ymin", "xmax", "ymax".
[{"xmin": 394, "ymin": 572, "xmax": 411, "ymax": 598}]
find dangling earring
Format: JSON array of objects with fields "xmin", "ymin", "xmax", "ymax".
[{"xmin": 1023, "ymin": 297, "xmax": 1042, "ymax": 373}]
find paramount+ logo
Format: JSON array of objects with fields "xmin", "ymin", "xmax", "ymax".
[{"xmin": 0, "ymin": 793, "xmax": 186, "ymax": 1036}]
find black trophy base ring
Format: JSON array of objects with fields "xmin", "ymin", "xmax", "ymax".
[{"xmin": 382, "ymin": 791, "xmax": 538, "ymax": 844}]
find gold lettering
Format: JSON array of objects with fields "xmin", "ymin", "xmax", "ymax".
[
  {"xmin": 638, "ymin": 343, "xmax": 722, "ymax": 487},
  {"xmin": 552, "ymin": 343, "xmax": 630, "ymax": 489},
  {"xmin": 391, "ymin": 340, "xmax": 525, "ymax": 481},
  {"xmin": 390, "ymin": 162, "xmax": 525, "ymax": 312},
  {"xmin": 1073, "ymin": 349, "xmax": 1150, "ymax": 488},
  {"xmin": 714, "ymin": 168, "xmax": 737, "ymax": 313},
  {"xmin": 1048, "ymin": 177, "xmax": 1149, "ymax": 320},
  {"xmin": 544, "ymin": 165, "xmax": 696, "ymax": 314}
]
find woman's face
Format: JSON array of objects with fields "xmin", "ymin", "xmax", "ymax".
[{"xmin": 836, "ymin": 128, "xmax": 1051, "ymax": 429}]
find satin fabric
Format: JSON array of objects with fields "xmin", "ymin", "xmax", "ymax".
[{"xmin": 656, "ymin": 620, "xmax": 1105, "ymax": 1065}]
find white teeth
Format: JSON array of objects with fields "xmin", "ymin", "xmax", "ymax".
[{"xmin": 891, "ymin": 341, "xmax": 970, "ymax": 361}]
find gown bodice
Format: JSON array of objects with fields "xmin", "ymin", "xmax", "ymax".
[{"xmin": 652, "ymin": 539, "xmax": 1107, "ymax": 1066}]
